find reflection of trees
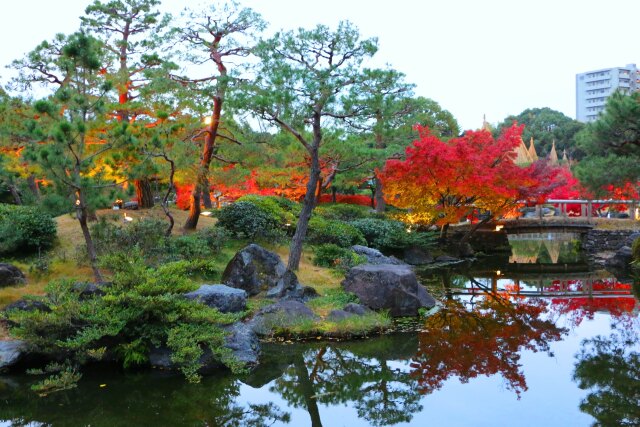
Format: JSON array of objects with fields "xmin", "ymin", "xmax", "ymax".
[
  {"xmin": 0, "ymin": 370, "xmax": 289, "ymax": 427},
  {"xmin": 574, "ymin": 325, "xmax": 640, "ymax": 427},
  {"xmin": 411, "ymin": 292, "xmax": 566, "ymax": 398},
  {"xmin": 266, "ymin": 336, "xmax": 422, "ymax": 427}
]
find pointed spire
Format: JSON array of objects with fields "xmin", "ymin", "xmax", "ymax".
[
  {"xmin": 548, "ymin": 140, "xmax": 558, "ymax": 165},
  {"xmin": 482, "ymin": 114, "xmax": 492, "ymax": 132},
  {"xmin": 527, "ymin": 137, "xmax": 538, "ymax": 162},
  {"xmin": 514, "ymin": 136, "xmax": 533, "ymax": 165}
]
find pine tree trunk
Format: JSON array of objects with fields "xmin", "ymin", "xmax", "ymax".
[
  {"xmin": 27, "ymin": 175, "xmax": 41, "ymax": 201},
  {"xmin": 374, "ymin": 176, "xmax": 386, "ymax": 213},
  {"xmin": 135, "ymin": 178, "xmax": 154, "ymax": 208},
  {"xmin": 76, "ymin": 200, "xmax": 103, "ymax": 283},
  {"xmin": 184, "ymin": 189, "xmax": 201, "ymax": 231},
  {"xmin": 8, "ymin": 184, "xmax": 22, "ymax": 205},
  {"xmin": 202, "ymin": 179, "xmax": 213, "ymax": 209},
  {"xmin": 288, "ymin": 150, "xmax": 321, "ymax": 271}
]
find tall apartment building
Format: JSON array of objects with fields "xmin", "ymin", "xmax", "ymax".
[{"xmin": 576, "ymin": 63, "xmax": 639, "ymax": 122}]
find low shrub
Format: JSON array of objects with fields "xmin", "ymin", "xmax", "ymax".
[
  {"xmin": 216, "ymin": 201, "xmax": 283, "ymax": 239},
  {"xmin": 307, "ymin": 217, "xmax": 366, "ymax": 248},
  {"xmin": 632, "ymin": 236, "xmax": 640, "ymax": 266},
  {"xmin": 350, "ymin": 217, "xmax": 435, "ymax": 251},
  {"xmin": 3, "ymin": 253, "xmax": 243, "ymax": 387},
  {"xmin": 315, "ymin": 203, "xmax": 372, "ymax": 221},
  {"xmin": 0, "ymin": 203, "xmax": 57, "ymax": 255},
  {"xmin": 90, "ymin": 218, "xmax": 228, "ymax": 265},
  {"xmin": 313, "ymin": 243, "xmax": 366, "ymax": 271}
]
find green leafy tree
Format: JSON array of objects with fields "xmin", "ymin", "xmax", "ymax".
[
  {"xmin": 495, "ymin": 107, "xmax": 584, "ymax": 159},
  {"xmin": 14, "ymin": 32, "xmax": 130, "ymax": 281},
  {"xmin": 173, "ymin": 2, "xmax": 265, "ymax": 230},
  {"xmin": 245, "ymin": 21, "xmax": 378, "ymax": 270},
  {"xmin": 80, "ymin": 0, "xmax": 171, "ymax": 208},
  {"xmin": 575, "ymin": 91, "xmax": 640, "ymax": 195}
]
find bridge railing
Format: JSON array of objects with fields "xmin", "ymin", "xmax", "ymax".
[{"xmin": 534, "ymin": 199, "xmax": 639, "ymax": 220}]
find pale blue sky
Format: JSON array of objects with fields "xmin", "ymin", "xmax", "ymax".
[{"xmin": 2, "ymin": 0, "xmax": 638, "ymax": 130}]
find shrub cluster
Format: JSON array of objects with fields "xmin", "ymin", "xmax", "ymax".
[
  {"xmin": 307, "ymin": 216, "xmax": 366, "ymax": 247},
  {"xmin": 4, "ymin": 253, "xmax": 243, "ymax": 388},
  {"xmin": 90, "ymin": 217, "xmax": 229, "ymax": 267},
  {"xmin": 0, "ymin": 203, "xmax": 57, "ymax": 255},
  {"xmin": 315, "ymin": 203, "xmax": 371, "ymax": 222},
  {"xmin": 350, "ymin": 217, "xmax": 435, "ymax": 252},
  {"xmin": 216, "ymin": 201, "xmax": 283, "ymax": 239},
  {"xmin": 313, "ymin": 243, "xmax": 366, "ymax": 271}
]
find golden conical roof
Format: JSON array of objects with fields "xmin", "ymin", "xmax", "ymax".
[
  {"xmin": 514, "ymin": 137, "xmax": 533, "ymax": 165},
  {"xmin": 527, "ymin": 137, "xmax": 539, "ymax": 162},
  {"xmin": 548, "ymin": 140, "xmax": 558, "ymax": 165}
]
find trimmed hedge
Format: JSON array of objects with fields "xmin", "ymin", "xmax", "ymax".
[
  {"xmin": 216, "ymin": 201, "xmax": 282, "ymax": 239},
  {"xmin": 0, "ymin": 203, "xmax": 57, "ymax": 255},
  {"xmin": 315, "ymin": 203, "xmax": 371, "ymax": 221}
]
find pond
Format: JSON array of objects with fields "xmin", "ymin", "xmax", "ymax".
[{"xmin": 1, "ymin": 234, "xmax": 638, "ymax": 426}]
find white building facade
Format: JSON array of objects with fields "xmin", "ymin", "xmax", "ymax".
[{"xmin": 576, "ymin": 64, "xmax": 638, "ymax": 122}]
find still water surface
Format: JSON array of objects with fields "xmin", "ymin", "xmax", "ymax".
[{"xmin": 1, "ymin": 235, "xmax": 638, "ymax": 426}]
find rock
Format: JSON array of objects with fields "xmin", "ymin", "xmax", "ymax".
[
  {"xmin": 0, "ymin": 264, "xmax": 26, "ymax": 288},
  {"xmin": 434, "ymin": 255, "xmax": 461, "ymax": 263},
  {"xmin": 3, "ymin": 298, "xmax": 50, "ymax": 314},
  {"xmin": 184, "ymin": 284, "xmax": 247, "ymax": 313},
  {"xmin": 149, "ymin": 321, "xmax": 260, "ymax": 371},
  {"xmin": 0, "ymin": 340, "xmax": 26, "ymax": 370},
  {"xmin": 222, "ymin": 322, "xmax": 260, "ymax": 366},
  {"xmin": 343, "ymin": 303, "xmax": 371, "ymax": 316},
  {"xmin": 403, "ymin": 247, "xmax": 434, "ymax": 265},
  {"xmin": 341, "ymin": 264, "xmax": 435, "ymax": 317},
  {"xmin": 222, "ymin": 244, "xmax": 314, "ymax": 299},
  {"xmin": 250, "ymin": 300, "xmax": 319, "ymax": 336},
  {"xmin": 326, "ymin": 309, "xmax": 354, "ymax": 322},
  {"xmin": 71, "ymin": 282, "xmax": 109, "ymax": 300},
  {"xmin": 606, "ymin": 246, "xmax": 633, "ymax": 270},
  {"xmin": 351, "ymin": 245, "xmax": 405, "ymax": 265}
]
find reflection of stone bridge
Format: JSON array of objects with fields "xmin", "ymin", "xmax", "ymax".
[{"xmin": 449, "ymin": 270, "xmax": 633, "ymax": 299}]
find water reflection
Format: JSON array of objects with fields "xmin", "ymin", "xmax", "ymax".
[
  {"xmin": 0, "ymin": 369, "xmax": 290, "ymax": 427},
  {"xmin": 573, "ymin": 319, "xmax": 640, "ymax": 426},
  {"xmin": 1, "ymin": 267, "xmax": 639, "ymax": 426},
  {"xmin": 411, "ymin": 293, "xmax": 566, "ymax": 398},
  {"xmin": 256, "ymin": 336, "xmax": 422, "ymax": 427},
  {"xmin": 508, "ymin": 233, "xmax": 583, "ymax": 265}
]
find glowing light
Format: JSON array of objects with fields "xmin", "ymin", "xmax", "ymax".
[
  {"xmin": 200, "ymin": 211, "xmax": 213, "ymax": 217},
  {"xmin": 495, "ymin": 225, "xmax": 504, "ymax": 231},
  {"xmin": 123, "ymin": 213, "xmax": 133, "ymax": 222},
  {"xmin": 496, "ymin": 270, "xmax": 501, "ymax": 276},
  {"xmin": 204, "ymin": 116, "xmax": 212, "ymax": 125},
  {"xmin": 75, "ymin": 199, "xmax": 81, "ymax": 206}
]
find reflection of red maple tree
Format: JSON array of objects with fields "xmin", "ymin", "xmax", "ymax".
[{"xmin": 410, "ymin": 296, "xmax": 565, "ymax": 398}]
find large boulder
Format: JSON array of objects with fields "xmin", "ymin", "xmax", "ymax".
[
  {"xmin": 342, "ymin": 264, "xmax": 435, "ymax": 317},
  {"xmin": 0, "ymin": 340, "xmax": 26, "ymax": 370},
  {"xmin": 0, "ymin": 264, "xmax": 26, "ymax": 288},
  {"xmin": 250, "ymin": 300, "xmax": 319, "ymax": 336},
  {"xmin": 351, "ymin": 245, "xmax": 405, "ymax": 265},
  {"xmin": 222, "ymin": 244, "xmax": 315, "ymax": 299},
  {"xmin": 184, "ymin": 284, "xmax": 247, "ymax": 313}
]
